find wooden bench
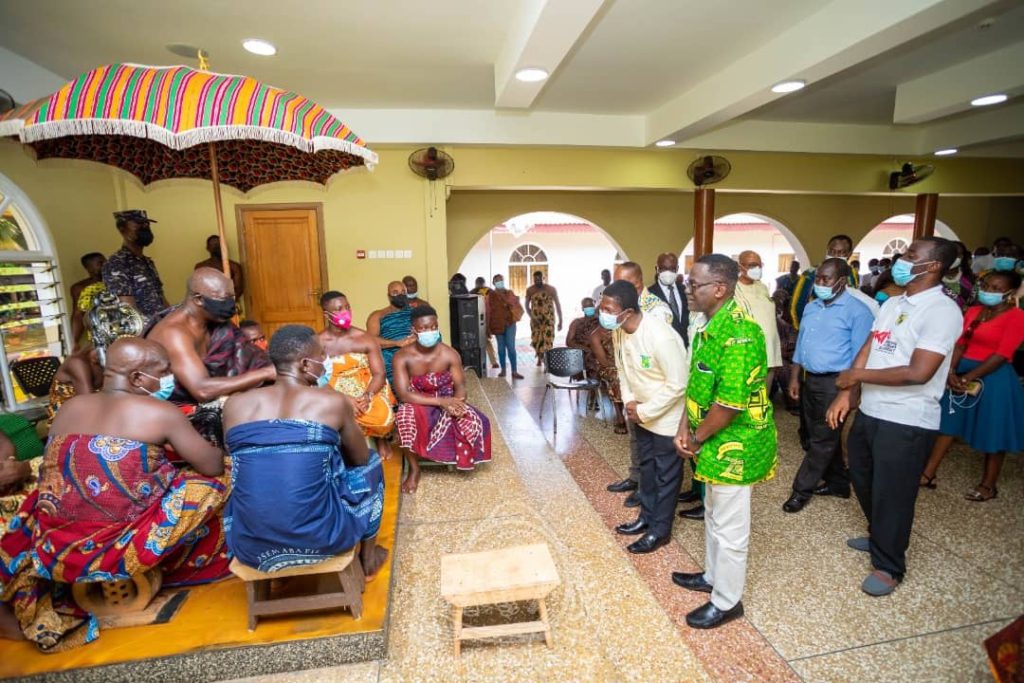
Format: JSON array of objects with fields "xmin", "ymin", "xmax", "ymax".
[
  {"xmin": 229, "ymin": 549, "xmax": 365, "ymax": 631},
  {"xmin": 440, "ymin": 543, "xmax": 561, "ymax": 657}
]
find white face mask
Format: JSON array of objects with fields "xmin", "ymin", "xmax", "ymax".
[
  {"xmin": 657, "ymin": 270, "xmax": 677, "ymax": 287},
  {"xmin": 745, "ymin": 266, "xmax": 762, "ymax": 281}
]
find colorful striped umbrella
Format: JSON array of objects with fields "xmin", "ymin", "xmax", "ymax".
[{"xmin": 0, "ymin": 63, "xmax": 377, "ymax": 275}]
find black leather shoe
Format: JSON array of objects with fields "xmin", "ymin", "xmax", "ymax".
[
  {"xmin": 686, "ymin": 600, "xmax": 744, "ymax": 629},
  {"xmin": 627, "ymin": 533, "xmax": 670, "ymax": 554},
  {"xmin": 624, "ymin": 491, "xmax": 641, "ymax": 508},
  {"xmin": 615, "ymin": 518, "xmax": 648, "ymax": 535},
  {"xmin": 783, "ymin": 494, "xmax": 808, "ymax": 513},
  {"xmin": 678, "ymin": 490, "xmax": 701, "ymax": 504},
  {"xmin": 678, "ymin": 504, "xmax": 705, "ymax": 520},
  {"xmin": 671, "ymin": 571, "xmax": 713, "ymax": 593},
  {"xmin": 813, "ymin": 484, "xmax": 851, "ymax": 498},
  {"xmin": 607, "ymin": 478, "xmax": 638, "ymax": 493}
]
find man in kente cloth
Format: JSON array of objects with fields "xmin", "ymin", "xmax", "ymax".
[
  {"xmin": 223, "ymin": 325, "xmax": 388, "ymax": 578},
  {"xmin": 0, "ymin": 338, "xmax": 229, "ymax": 651},
  {"xmin": 319, "ymin": 291, "xmax": 397, "ymax": 460},
  {"xmin": 393, "ymin": 306, "xmax": 491, "ymax": 493},
  {"xmin": 146, "ymin": 268, "xmax": 274, "ymax": 446},
  {"xmin": 366, "ymin": 280, "xmax": 416, "ymax": 385}
]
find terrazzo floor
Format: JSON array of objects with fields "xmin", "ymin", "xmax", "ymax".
[{"xmin": 221, "ymin": 360, "xmax": 1022, "ymax": 683}]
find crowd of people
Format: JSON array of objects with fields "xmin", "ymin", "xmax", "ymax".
[{"xmin": 0, "ymin": 206, "xmax": 1020, "ymax": 647}]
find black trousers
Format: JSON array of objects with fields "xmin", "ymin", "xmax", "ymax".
[
  {"xmin": 791, "ymin": 372, "xmax": 849, "ymax": 497},
  {"xmin": 635, "ymin": 425, "xmax": 684, "ymax": 538},
  {"xmin": 847, "ymin": 412, "xmax": 935, "ymax": 580}
]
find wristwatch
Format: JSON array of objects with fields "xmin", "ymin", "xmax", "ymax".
[{"xmin": 691, "ymin": 432, "xmax": 703, "ymax": 450}]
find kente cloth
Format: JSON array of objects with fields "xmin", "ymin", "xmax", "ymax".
[
  {"xmin": 225, "ymin": 420, "xmax": 384, "ymax": 573},
  {"xmin": 395, "ymin": 372, "xmax": 491, "ymax": 470},
  {"xmin": 328, "ymin": 353, "xmax": 396, "ymax": 438},
  {"xmin": 0, "ymin": 434, "xmax": 230, "ymax": 652},
  {"xmin": 687, "ymin": 299, "xmax": 778, "ymax": 486},
  {"xmin": 379, "ymin": 308, "xmax": 413, "ymax": 384},
  {"xmin": 46, "ymin": 379, "xmax": 76, "ymax": 427},
  {"xmin": 529, "ymin": 289, "xmax": 556, "ymax": 357}
]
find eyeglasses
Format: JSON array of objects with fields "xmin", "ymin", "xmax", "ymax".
[{"xmin": 686, "ymin": 279, "xmax": 720, "ymax": 290}]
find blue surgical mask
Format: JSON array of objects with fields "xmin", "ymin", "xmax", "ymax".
[
  {"xmin": 494, "ymin": 281, "xmax": 505, "ymax": 290},
  {"xmin": 875, "ymin": 291, "xmax": 889, "ymax": 303},
  {"xmin": 304, "ymin": 358, "xmax": 331, "ymax": 387},
  {"xmin": 599, "ymin": 310, "xmax": 623, "ymax": 331},
  {"xmin": 977, "ymin": 290, "xmax": 1006, "ymax": 307},
  {"xmin": 583, "ymin": 306, "xmax": 596, "ymax": 317},
  {"xmin": 891, "ymin": 258, "xmax": 935, "ymax": 286},
  {"xmin": 417, "ymin": 330, "xmax": 441, "ymax": 347},
  {"xmin": 813, "ymin": 283, "xmax": 838, "ymax": 302},
  {"xmin": 993, "ymin": 256, "xmax": 1018, "ymax": 272},
  {"xmin": 142, "ymin": 373, "xmax": 175, "ymax": 401}
]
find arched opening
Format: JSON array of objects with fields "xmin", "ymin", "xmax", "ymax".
[
  {"xmin": 853, "ymin": 215, "xmax": 959, "ymax": 266},
  {"xmin": 680, "ymin": 213, "xmax": 809, "ymax": 292},
  {"xmin": 455, "ymin": 211, "xmax": 623, "ymax": 353},
  {"xmin": 0, "ymin": 171, "xmax": 71, "ymax": 413}
]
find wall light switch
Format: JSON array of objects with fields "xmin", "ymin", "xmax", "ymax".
[
  {"xmin": 385, "ymin": 250, "xmax": 395, "ymax": 259},
  {"xmin": 404, "ymin": 250, "xmax": 413, "ymax": 259},
  {"xmin": 369, "ymin": 250, "xmax": 379, "ymax": 259}
]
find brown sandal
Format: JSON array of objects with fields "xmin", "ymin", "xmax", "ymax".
[
  {"xmin": 613, "ymin": 422, "xmax": 628, "ymax": 435},
  {"xmin": 965, "ymin": 484, "xmax": 998, "ymax": 502}
]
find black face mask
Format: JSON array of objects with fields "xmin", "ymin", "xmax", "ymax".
[
  {"xmin": 136, "ymin": 227, "xmax": 155, "ymax": 247},
  {"xmin": 389, "ymin": 295, "xmax": 407, "ymax": 309},
  {"xmin": 201, "ymin": 295, "xmax": 237, "ymax": 321},
  {"xmin": 210, "ymin": 248, "xmax": 222, "ymax": 259}
]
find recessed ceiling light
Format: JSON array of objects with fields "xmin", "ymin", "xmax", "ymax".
[
  {"xmin": 771, "ymin": 80, "xmax": 806, "ymax": 94},
  {"xmin": 934, "ymin": 148, "xmax": 958, "ymax": 156},
  {"xmin": 515, "ymin": 68, "xmax": 549, "ymax": 83},
  {"xmin": 242, "ymin": 39, "xmax": 277, "ymax": 56},
  {"xmin": 970, "ymin": 93, "xmax": 1007, "ymax": 106},
  {"xmin": 655, "ymin": 140, "xmax": 676, "ymax": 147}
]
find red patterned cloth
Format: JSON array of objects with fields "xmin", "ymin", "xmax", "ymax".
[
  {"xmin": 395, "ymin": 372, "xmax": 491, "ymax": 471},
  {"xmin": 0, "ymin": 434, "xmax": 230, "ymax": 652}
]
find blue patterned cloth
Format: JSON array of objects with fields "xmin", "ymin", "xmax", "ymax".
[
  {"xmin": 379, "ymin": 307, "xmax": 413, "ymax": 383},
  {"xmin": 224, "ymin": 419, "xmax": 384, "ymax": 572}
]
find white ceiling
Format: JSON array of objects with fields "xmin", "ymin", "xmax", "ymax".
[{"xmin": 1, "ymin": 0, "xmax": 1023, "ymax": 157}]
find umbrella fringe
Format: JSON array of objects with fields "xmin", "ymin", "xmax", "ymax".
[{"xmin": 15, "ymin": 119, "xmax": 378, "ymax": 168}]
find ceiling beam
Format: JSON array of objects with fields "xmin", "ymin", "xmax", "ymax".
[
  {"xmin": 894, "ymin": 41, "xmax": 1024, "ymax": 123},
  {"xmin": 493, "ymin": 0, "xmax": 608, "ymax": 109},
  {"xmin": 919, "ymin": 100, "xmax": 1024, "ymax": 152},
  {"xmin": 645, "ymin": 0, "xmax": 1004, "ymax": 146}
]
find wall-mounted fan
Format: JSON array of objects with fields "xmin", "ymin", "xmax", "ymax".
[
  {"xmin": 888, "ymin": 162, "xmax": 934, "ymax": 190},
  {"xmin": 687, "ymin": 155, "xmax": 731, "ymax": 187},
  {"xmin": 0, "ymin": 90, "xmax": 16, "ymax": 115},
  {"xmin": 408, "ymin": 146, "xmax": 455, "ymax": 181}
]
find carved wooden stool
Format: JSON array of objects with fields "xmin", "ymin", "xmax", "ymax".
[{"xmin": 72, "ymin": 569, "xmax": 163, "ymax": 617}]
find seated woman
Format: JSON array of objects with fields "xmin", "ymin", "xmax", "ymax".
[
  {"xmin": 589, "ymin": 324, "xmax": 628, "ymax": 433},
  {"xmin": 566, "ymin": 297, "xmax": 600, "ymax": 404},
  {"xmin": 47, "ymin": 344, "xmax": 103, "ymax": 426},
  {"xmin": 0, "ymin": 338, "xmax": 229, "ymax": 651},
  {"xmin": 318, "ymin": 291, "xmax": 396, "ymax": 459},
  {"xmin": 393, "ymin": 306, "xmax": 492, "ymax": 493},
  {"xmin": 222, "ymin": 325, "xmax": 388, "ymax": 578}
]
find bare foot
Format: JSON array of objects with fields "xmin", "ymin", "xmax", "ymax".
[
  {"xmin": 377, "ymin": 437, "xmax": 393, "ymax": 461},
  {"xmin": 401, "ymin": 452, "xmax": 421, "ymax": 493},
  {"xmin": 359, "ymin": 542, "xmax": 390, "ymax": 579},
  {"xmin": 0, "ymin": 603, "xmax": 24, "ymax": 641}
]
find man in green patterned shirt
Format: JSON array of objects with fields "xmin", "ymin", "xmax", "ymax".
[{"xmin": 670, "ymin": 254, "xmax": 778, "ymax": 630}]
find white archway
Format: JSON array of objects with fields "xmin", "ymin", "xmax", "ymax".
[
  {"xmin": 853, "ymin": 215, "xmax": 959, "ymax": 266},
  {"xmin": 681, "ymin": 213, "xmax": 810, "ymax": 292}
]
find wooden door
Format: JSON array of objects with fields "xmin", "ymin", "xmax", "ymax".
[{"xmin": 237, "ymin": 204, "xmax": 326, "ymax": 338}]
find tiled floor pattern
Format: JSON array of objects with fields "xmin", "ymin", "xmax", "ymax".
[{"xmin": 221, "ymin": 362, "xmax": 1021, "ymax": 682}]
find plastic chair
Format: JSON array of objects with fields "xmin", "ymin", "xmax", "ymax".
[
  {"xmin": 539, "ymin": 347, "xmax": 606, "ymax": 437},
  {"xmin": 10, "ymin": 356, "xmax": 61, "ymax": 398}
]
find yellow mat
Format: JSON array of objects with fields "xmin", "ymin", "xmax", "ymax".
[{"xmin": 0, "ymin": 453, "xmax": 402, "ymax": 678}]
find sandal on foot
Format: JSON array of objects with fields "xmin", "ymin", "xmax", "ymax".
[
  {"xmin": 613, "ymin": 423, "xmax": 628, "ymax": 435},
  {"xmin": 861, "ymin": 570, "xmax": 898, "ymax": 596},
  {"xmin": 965, "ymin": 484, "xmax": 997, "ymax": 502},
  {"xmin": 919, "ymin": 474, "xmax": 937, "ymax": 489}
]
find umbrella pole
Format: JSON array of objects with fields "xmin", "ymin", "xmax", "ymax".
[{"xmin": 208, "ymin": 142, "xmax": 231, "ymax": 278}]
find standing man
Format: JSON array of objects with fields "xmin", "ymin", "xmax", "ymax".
[
  {"xmin": 195, "ymin": 235, "xmax": 244, "ymax": 301},
  {"xmin": 592, "ymin": 269, "xmax": 612, "ymax": 301},
  {"xmin": 827, "ymin": 237, "xmax": 962, "ymax": 597},
  {"xmin": 776, "ymin": 260, "xmax": 801, "ymax": 295},
  {"xmin": 70, "ymin": 252, "xmax": 106, "ymax": 350},
  {"xmin": 402, "ymin": 275, "xmax": 431, "ymax": 309},
  {"xmin": 102, "ymin": 210, "xmax": 168, "ymax": 321},
  {"xmin": 783, "ymin": 258, "xmax": 874, "ymax": 513},
  {"xmin": 791, "ymin": 235, "xmax": 868, "ymax": 328},
  {"xmin": 671, "ymin": 254, "xmax": 777, "ymax": 629},
  {"xmin": 472, "ymin": 277, "xmax": 500, "ymax": 370},
  {"xmin": 486, "ymin": 274, "xmax": 524, "ymax": 379},
  {"xmin": 366, "ymin": 281, "xmax": 417, "ymax": 385},
  {"xmin": 525, "ymin": 271, "xmax": 563, "ymax": 367},
  {"xmin": 605, "ymin": 261, "xmax": 673, "ymax": 507},
  {"xmin": 734, "ymin": 250, "xmax": 783, "ymax": 390},
  {"xmin": 648, "ymin": 252, "xmax": 690, "ymax": 347},
  {"xmin": 602, "ymin": 281, "xmax": 688, "ymax": 554}
]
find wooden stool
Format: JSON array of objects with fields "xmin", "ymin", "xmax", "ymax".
[
  {"xmin": 229, "ymin": 549, "xmax": 364, "ymax": 631},
  {"xmin": 72, "ymin": 569, "xmax": 163, "ymax": 617},
  {"xmin": 440, "ymin": 543, "xmax": 561, "ymax": 657}
]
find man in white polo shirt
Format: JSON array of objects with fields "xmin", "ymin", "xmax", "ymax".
[{"xmin": 827, "ymin": 237, "xmax": 962, "ymax": 597}]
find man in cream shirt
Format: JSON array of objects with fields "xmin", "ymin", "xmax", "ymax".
[
  {"xmin": 601, "ymin": 280, "xmax": 689, "ymax": 555},
  {"xmin": 734, "ymin": 250, "xmax": 783, "ymax": 389}
]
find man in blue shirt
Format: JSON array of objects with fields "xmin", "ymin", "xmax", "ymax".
[{"xmin": 783, "ymin": 258, "xmax": 874, "ymax": 512}]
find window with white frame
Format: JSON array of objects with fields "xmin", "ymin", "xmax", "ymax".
[{"xmin": 0, "ymin": 173, "xmax": 70, "ymax": 413}]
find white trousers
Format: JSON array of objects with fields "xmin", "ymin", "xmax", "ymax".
[{"xmin": 703, "ymin": 483, "xmax": 752, "ymax": 610}]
